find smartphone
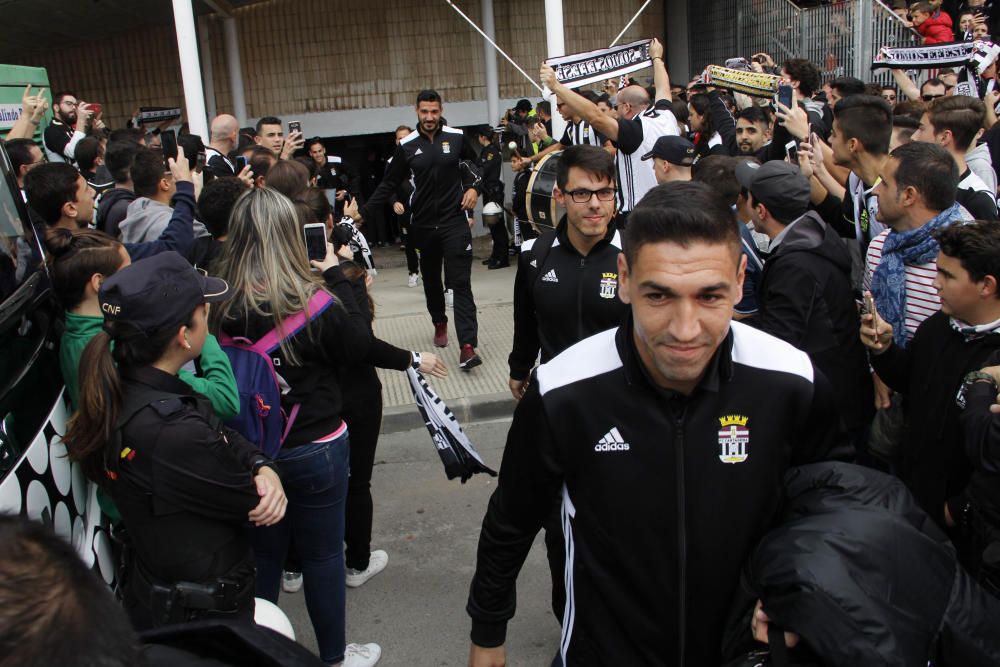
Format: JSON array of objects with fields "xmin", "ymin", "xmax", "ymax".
[
  {"xmin": 304, "ymin": 223, "xmax": 328, "ymax": 262},
  {"xmin": 160, "ymin": 129, "xmax": 178, "ymax": 162},
  {"xmin": 195, "ymin": 152, "xmax": 206, "ymax": 173},
  {"xmin": 863, "ymin": 292, "xmax": 875, "ymax": 315},
  {"xmin": 235, "ymin": 155, "xmax": 248, "ymax": 171},
  {"xmin": 776, "ymin": 84, "xmax": 794, "ymax": 109},
  {"xmin": 785, "ymin": 139, "xmax": 798, "ymax": 163},
  {"xmin": 288, "ymin": 121, "xmax": 302, "ymax": 135},
  {"xmin": 83, "ymin": 102, "xmax": 102, "ymax": 117}
]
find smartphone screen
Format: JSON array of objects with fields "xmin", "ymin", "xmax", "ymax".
[
  {"xmin": 235, "ymin": 155, "xmax": 248, "ymax": 171},
  {"xmin": 289, "ymin": 121, "xmax": 302, "ymax": 135},
  {"xmin": 304, "ymin": 224, "xmax": 328, "ymax": 262},
  {"xmin": 160, "ymin": 129, "xmax": 178, "ymax": 162},
  {"xmin": 196, "ymin": 152, "xmax": 206, "ymax": 173},
  {"xmin": 777, "ymin": 84, "xmax": 794, "ymax": 109},
  {"xmin": 785, "ymin": 139, "xmax": 798, "ymax": 163}
]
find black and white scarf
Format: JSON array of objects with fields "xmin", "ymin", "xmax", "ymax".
[{"xmin": 406, "ymin": 367, "xmax": 497, "ymax": 482}]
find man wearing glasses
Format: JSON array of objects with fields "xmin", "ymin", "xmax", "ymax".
[
  {"xmin": 43, "ymin": 92, "xmax": 99, "ymax": 165},
  {"xmin": 920, "ymin": 77, "xmax": 949, "ymax": 102},
  {"xmin": 880, "ymin": 85, "xmax": 898, "ymax": 109},
  {"xmin": 505, "ymin": 144, "xmax": 628, "ymax": 632}
]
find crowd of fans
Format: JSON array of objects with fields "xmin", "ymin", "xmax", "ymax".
[{"xmin": 6, "ymin": 19, "xmax": 1000, "ymax": 665}]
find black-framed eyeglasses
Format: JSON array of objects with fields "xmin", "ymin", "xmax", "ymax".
[
  {"xmin": 922, "ymin": 93, "xmax": 944, "ymax": 101},
  {"xmin": 566, "ymin": 188, "xmax": 616, "ymax": 203}
]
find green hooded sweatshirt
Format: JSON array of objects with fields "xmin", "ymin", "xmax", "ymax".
[{"xmin": 60, "ymin": 311, "xmax": 240, "ymax": 418}]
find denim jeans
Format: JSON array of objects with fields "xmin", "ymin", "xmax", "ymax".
[{"xmin": 251, "ymin": 432, "xmax": 350, "ymax": 663}]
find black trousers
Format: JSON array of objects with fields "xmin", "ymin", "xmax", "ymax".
[
  {"xmin": 399, "ymin": 212, "xmax": 420, "ymax": 274},
  {"xmin": 487, "ymin": 216, "xmax": 509, "ymax": 263},
  {"xmin": 343, "ymin": 384, "xmax": 384, "ymax": 572},
  {"xmin": 412, "ymin": 223, "xmax": 478, "ymax": 347}
]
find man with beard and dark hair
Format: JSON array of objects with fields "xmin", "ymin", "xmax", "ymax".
[
  {"xmin": 734, "ymin": 106, "xmax": 772, "ymax": 158},
  {"xmin": 359, "ymin": 90, "xmax": 483, "ymax": 370},
  {"xmin": 43, "ymin": 91, "xmax": 100, "ymax": 164}
]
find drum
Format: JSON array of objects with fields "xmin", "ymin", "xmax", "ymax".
[{"xmin": 526, "ymin": 150, "xmax": 563, "ymax": 229}]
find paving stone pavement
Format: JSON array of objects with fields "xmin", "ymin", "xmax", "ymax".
[{"xmin": 367, "ymin": 239, "xmax": 519, "ymax": 413}]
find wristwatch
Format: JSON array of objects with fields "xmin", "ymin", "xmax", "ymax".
[
  {"xmin": 251, "ymin": 457, "xmax": 277, "ymax": 477},
  {"xmin": 955, "ymin": 370, "xmax": 998, "ymax": 409}
]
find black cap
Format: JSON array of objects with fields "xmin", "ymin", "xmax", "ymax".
[
  {"xmin": 734, "ymin": 160, "xmax": 811, "ymax": 222},
  {"xmin": 641, "ymin": 135, "xmax": 697, "ymax": 166},
  {"xmin": 514, "ymin": 99, "xmax": 533, "ymax": 112},
  {"xmin": 99, "ymin": 251, "xmax": 230, "ymax": 336}
]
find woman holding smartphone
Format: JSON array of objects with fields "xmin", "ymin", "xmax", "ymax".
[{"xmin": 211, "ymin": 187, "xmax": 381, "ymax": 667}]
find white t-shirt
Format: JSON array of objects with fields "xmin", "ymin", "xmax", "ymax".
[{"xmin": 614, "ymin": 100, "xmax": 680, "ymax": 212}]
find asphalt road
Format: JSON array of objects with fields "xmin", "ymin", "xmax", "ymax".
[{"xmin": 277, "ymin": 417, "xmax": 561, "ymax": 666}]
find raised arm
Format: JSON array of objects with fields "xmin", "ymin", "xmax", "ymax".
[{"xmin": 540, "ymin": 65, "xmax": 620, "ymax": 142}]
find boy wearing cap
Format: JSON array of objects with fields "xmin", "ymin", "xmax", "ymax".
[
  {"xmin": 642, "ymin": 135, "xmax": 696, "ymax": 185},
  {"xmin": 737, "ymin": 160, "xmax": 874, "ymax": 438}
]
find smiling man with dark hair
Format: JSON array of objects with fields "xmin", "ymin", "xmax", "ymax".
[{"xmin": 467, "ymin": 181, "xmax": 848, "ymax": 667}]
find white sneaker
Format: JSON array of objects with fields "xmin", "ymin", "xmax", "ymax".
[
  {"xmin": 345, "ymin": 549, "xmax": 388, "ymax": 588},
  {"xmin": 281, "ymin": 571, "xmax": 302, "ymax": 593},
  {"xmin": 407, "ymin": 273, "xmax": 419, "ymax": 288},
  {"xmin": 343, "ymin": 642, "xmax": 381, "ymax": 667},
  {"xmin": 445, "ymin": 289, "xmax": 454, "ymax": 308}
]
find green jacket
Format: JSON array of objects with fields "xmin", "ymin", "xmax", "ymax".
[{"xmin": 60, "ymin": 312, "xmax": 240, "ymax": 419}]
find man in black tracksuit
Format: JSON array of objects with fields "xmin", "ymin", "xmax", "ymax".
[
  {"xmin": 506, "ymin": 145, "xmax": 629, "ymax": 623},
  {"xmin": 508, "ymin": 145, "xmax": 627, "ymax": 393},
  {"xmin": 468, "ymin": 182, "xmax": 849, "ymax": 666},
  {"xmin": 361, "ymin": 90, "xmax": 483, "ymax": 369},
  {"xmin": 737, "ymin": 161, "xmax": 874, "ymax": 440}
]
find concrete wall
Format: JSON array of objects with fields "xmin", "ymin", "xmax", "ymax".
[{"xmin": 11, "ymin": 0, "xmax": 664, "ymax": 136}]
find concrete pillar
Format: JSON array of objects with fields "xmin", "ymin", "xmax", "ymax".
[
  {"xmin": 545, "ymin": 0, "xmax": 567, "ymax": 142},
  {"xmin": 665, "ymin": 0, "xmax": 691, "ymax": 84},
  {"xmin": 198, "ymin": 15, "xmax": 217, "ymax": 121},
  {"xmin": 482, "ymin": 0, "xmax": 500, "ymax": 126},
  {"xmin": 171, "ymin": 0, "xmax": 209, "ymax": 140},
  {"xmin": 223, "ymin": 17, "xmax": 248, "ymax": 126}
]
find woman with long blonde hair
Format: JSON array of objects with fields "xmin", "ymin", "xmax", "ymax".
[{"xmin": 211, "ymin": 187, "xmax": 380, "ymax": 667}]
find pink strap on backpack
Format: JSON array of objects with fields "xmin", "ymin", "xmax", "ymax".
[{"xmin": 252, "ymin": 290, "xmax": 335, "ymax": 356}]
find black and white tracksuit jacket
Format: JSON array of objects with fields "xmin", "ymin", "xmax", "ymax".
[
  {"xmin": 468, "ymin": 320, "xmax": 849, "ymax": 666},
  {"xmin": 508, "ymin": 219, "xmax": 628, "ymax": 381},
  {"xmin": 361, "ymin": 125, "xmax": 480, "ymax": 228}
]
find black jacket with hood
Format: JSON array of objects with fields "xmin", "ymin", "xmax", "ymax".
[
  {"xmin": 96, "ymin": 186, "xmax": 137, "ymax": 237},
  {"xmin": 723, "ymin": 462, "xmax": 1000, "ymax": 667},
  {"xmin": 870, "ymin": 311, "xmax": 1000, "ymax": 529},
  {"xmin": 747, "ymin": 211, "xmax": 873, "ymax": 431}
]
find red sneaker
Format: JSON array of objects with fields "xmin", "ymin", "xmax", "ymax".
[
  {"xmin": 433, "ymin": 322, "xmax": 448, "ymax": 348},
  {"xmin": 459, "ymin": 344, "xmax": 482, "ymax": 371}
]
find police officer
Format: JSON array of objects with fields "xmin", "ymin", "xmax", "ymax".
[
  {"xmin": 475, "ymin": 126, "xmax": 508, "ymax": 269},
  {"xmin": 63, "ymin": 252, "xmax": 287, "ymax": 630},
  {"xmin": 359, "ymin": 90, "xmax": 483, "ymax": 370}
]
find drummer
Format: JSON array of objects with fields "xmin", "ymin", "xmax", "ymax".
[
  {"xmin": 510, "ymin": 117, "xmax": 557, "ymax": 242},
  {"xmin": 506, "ymin": 142, "xmax": 628, "ymax": 621}
]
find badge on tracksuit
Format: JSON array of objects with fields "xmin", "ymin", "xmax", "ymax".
[
  {"xmin": 718, "ymin": 415, "xmax": 750, "ymax": 463},
  {"xmin": 599, "ymin": 272, "xmax": 618, "ymax": 299}
]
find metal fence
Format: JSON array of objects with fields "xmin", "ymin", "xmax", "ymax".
[{"xmin": 688, "ymin": 0, "xmax": 921, "ymax": 84}]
